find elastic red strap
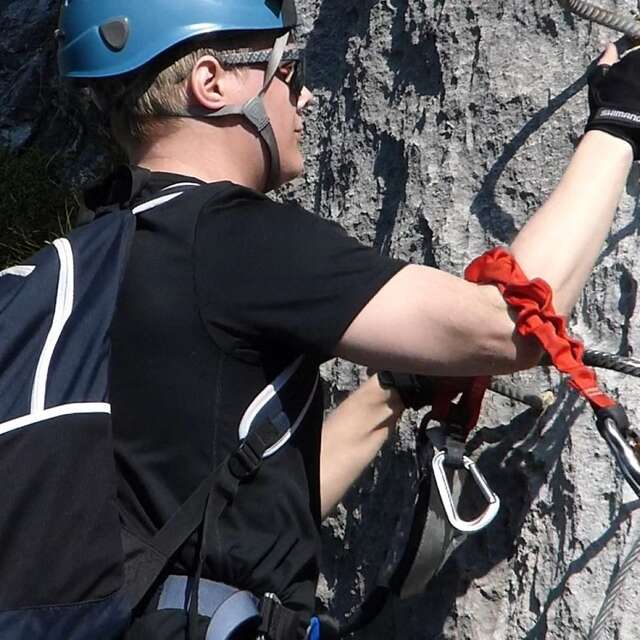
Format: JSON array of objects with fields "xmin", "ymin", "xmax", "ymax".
[{"xmin": 465, "ymin": 248, "xmax": 615, "ymax": 410}]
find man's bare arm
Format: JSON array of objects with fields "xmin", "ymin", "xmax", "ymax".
[
  {"xmin": 320, "ymin": 375, "xmax": 403, "ymax": 517},
  {"xmin": 336, "ymin": 127, "xmax": 632, "ymax": 376},
  {"xmin": 323, "ymin": 45, "xmax": 634, "ymax": 510},
  {"xmin": 322, "ymin": 130, "xmax": 632, "ymax": 512}
]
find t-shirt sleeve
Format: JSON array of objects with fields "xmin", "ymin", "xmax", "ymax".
[{"xmin": 195, "ymin": 197, "xmax": 406, "ymax": 359}]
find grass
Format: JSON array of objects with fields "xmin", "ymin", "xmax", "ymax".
[{"xmin": 0, "ymin": 147, "xmax": 77, "ymax": 269}]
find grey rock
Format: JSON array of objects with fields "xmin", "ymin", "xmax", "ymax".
[{"xmin": 3, "ymin": 1, "xmax": 640, "ymax": 638}]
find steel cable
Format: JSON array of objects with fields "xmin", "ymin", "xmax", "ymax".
[
  {"xmin": 489, "ymin": 379, "xmax": 555, "ymax": 413},
  {"xmin": 583, "ymin": 350, "xmax": 640, "ymax": 378},
  {"xmin": 488, "ymin": 349, "xmax": 640, "ymax": 412},
  {"xmin": 538, "ymin": 350, "xmax": 640, "ymax": 378},
  {"xmin": 562, "ymin": 0, "xmax": 640, "ymax": 39},
  {"xmin": 589, "ymin": 525, "xmax": 640, "ymax": 639}
]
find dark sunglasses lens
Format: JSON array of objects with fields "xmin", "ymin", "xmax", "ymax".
[{"xmin": 292, "ymin": 58, "xmax": 305, "ymax": 97}]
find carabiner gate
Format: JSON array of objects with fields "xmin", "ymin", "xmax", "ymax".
[
  {"xmin": 432, "ymin": 448, "xmax": 501, "ymax": 534},
  {"xmin": 597, "ymin": 416, "xmax": 640, "ymax": 498}
]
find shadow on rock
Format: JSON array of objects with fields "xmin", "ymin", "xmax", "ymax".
[
  {"xmin": 328, "ymin": 384, "xmax": 633, "ymax": 639},
  {"xmin": 470, "ymin": 71, "xmax": 589, "ymax": 244},
  {"xmin": 308, "ymin": 0, "xmax": 442, "ymax": 256}
]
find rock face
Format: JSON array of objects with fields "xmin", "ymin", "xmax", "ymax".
[{"xmin": 3, "ymin": 1, "xmax": 640, "ymax": 638}]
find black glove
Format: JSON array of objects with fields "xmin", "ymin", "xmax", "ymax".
[
  {"xmin": 378, "ymin": 371, "xmax": 436, "ymax": 410},
  {"xmin": 585, "ymin": 47, "xmax": 640, "ymax": 159}
]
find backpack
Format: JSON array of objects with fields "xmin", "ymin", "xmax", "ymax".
[
  {"xmin": 0, "ymin": 204, "xmax": 134, "ymax": 638},
  {"xmin": 0, "ymin": 181, "xmax": 322, "ymax": 640}
]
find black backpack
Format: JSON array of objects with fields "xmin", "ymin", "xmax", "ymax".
[
  {"xmin": 0, "ymin": 181, "xmax": 322, "ymax": 640},
  {"xmin": 0, "ymin": 203, "xmax": 134, "ymax": 638}
]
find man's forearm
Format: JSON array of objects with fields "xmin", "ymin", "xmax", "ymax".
[
  {"xmin": 336, "ymin": 45, "xmax": 636, "ymax": 377},
  {"xmin": 320, "ymin": 375, "xmax": 404, "ymax": 518},
  {"xmin": 510, "ymin": 130, "xmax": 633, "ymax": 315}
]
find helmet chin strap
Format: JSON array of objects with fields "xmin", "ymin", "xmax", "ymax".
[
  {"xmin": 95, "ymin": 33, "xmax": 291, "ymax": 191},
  {"xmin": 190, "ymin": 32, "xmax": 289, "ymax": 192}
]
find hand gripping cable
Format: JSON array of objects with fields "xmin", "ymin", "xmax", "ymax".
[{"xmin": 465, "ymin": 248, "xmax": 640, "ymax": 498}]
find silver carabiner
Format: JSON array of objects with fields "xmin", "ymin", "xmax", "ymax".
[
  {"xmin": 598, "ymin": 417, "xmax": 640, "ymax": 498},
  {"xmin": 432, "ymin": 448, "xmax": 501, "ymax": 534}
]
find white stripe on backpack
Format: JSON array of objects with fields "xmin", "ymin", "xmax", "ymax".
[{"xmin": 0, "ymin": 265, "xmax": 35, "ymax": 278}]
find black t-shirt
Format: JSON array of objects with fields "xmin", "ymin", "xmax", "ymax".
[{"xmin": 95, "ymin": 168, "xmax": 405, "ymax": 616}]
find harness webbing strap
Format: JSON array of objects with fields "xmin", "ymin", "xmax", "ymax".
[
  {"xmin": 124, "ymin": 421, "xmax": 280, "ymax": 612},
  {"xmin": 427, "ymin": 377, "xmax": 490, "ymax": 438},
  {"xmin": 465, "ymin": 247, "xmax": 616, "ymax": 411}
]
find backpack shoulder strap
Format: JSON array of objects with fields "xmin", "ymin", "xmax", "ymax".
[
  {"xmin": 123, "ymin": 356, "xmax": 318, "ymax": 612},
  {"xmin": 123, "ymin": 417, "xmax": 281, "ymax": 611}
]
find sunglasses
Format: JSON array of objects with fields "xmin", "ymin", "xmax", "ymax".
[
  {"xmin": 215, "ymin": 47, "xmax": 306, "ymax": 99},
  {"xmin": 279, "ymin": 57, "xmax": 306, "ymax": 99}
]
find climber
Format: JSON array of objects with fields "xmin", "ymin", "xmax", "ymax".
[{"xmin": 56, "ymin": 0, "xmax": 640, "ymax": 637}]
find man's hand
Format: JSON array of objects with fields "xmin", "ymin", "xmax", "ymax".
[{"xmin": 586, "ymin": 43, "xmax": 640, "ymax": 159}]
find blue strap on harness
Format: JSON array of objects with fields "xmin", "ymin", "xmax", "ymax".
[{"xmin": 157, "ymin": 576, "xmax": 260, "ymax": 640}]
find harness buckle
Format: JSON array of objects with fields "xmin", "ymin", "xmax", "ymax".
[
  {"xmin": 432, "ymin": 448, "xmax": 501, "ymax": 533},
  {"xmin": 596, "ymin": 405, "xmax": 640, "ymax": 497}
]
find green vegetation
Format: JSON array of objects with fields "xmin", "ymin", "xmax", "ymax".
[{"xmin": 0, "ymin": 147, "xmax": 77, "ymax": 269}]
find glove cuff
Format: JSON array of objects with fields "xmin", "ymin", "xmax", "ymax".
[
  {"xmin": 378, "ymin": 371, "xmax": 434, "ymax": 410},
  {"xmin": 585, "ymin": 110, "xmax": 640, "ymax": 159}
]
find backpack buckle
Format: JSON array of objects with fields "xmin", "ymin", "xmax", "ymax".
[
  {"xmin": 432, "ymin": 447, "xmax": 500, "ymax": 533},
  {"xmin": 228, "ymin": 438, "xmax": 262, "ymax": 480},
  {"xmin": 257, "ymin": 592, "xmax": 302, "ymax": 640}
]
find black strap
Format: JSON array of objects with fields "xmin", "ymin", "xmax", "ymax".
[
  {"xmin": 338, "ymin": 475, "xmax": 434, "ymax": 636},
  {"xmin": 337, "ymin": 419, "xmax": 468, "ymax": 638},
  {"xmin": 125, "ymin": 419, "xmax": 282, "ymax": 613},
  {"xmin": 257, "ymin": 595, "xmax": 303, "ymax": 640},
  {"xmin": 443, "ymin": 435, "xmax": 466, "ymax": 469},
  {"xmin": 188, "ymin": 420, "xmax": 281, "ymax": 635}
]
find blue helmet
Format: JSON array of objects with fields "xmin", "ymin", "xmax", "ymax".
[
  {"xmin": 57, "ymin": 0, "xmax": 298, "ymax": 79},
  {"xmin": 57, "ymin": 1, "xmax": 301, "ymax": 193}
]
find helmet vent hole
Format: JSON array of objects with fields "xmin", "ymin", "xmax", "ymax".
[{"xmin": 99, "ymin": 18, "xmax": 129, "ymax": 52}]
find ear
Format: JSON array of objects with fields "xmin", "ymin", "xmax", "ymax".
[{"xmin": 188, "ymin": 55, "xmax": 236, "ymax": 111}]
